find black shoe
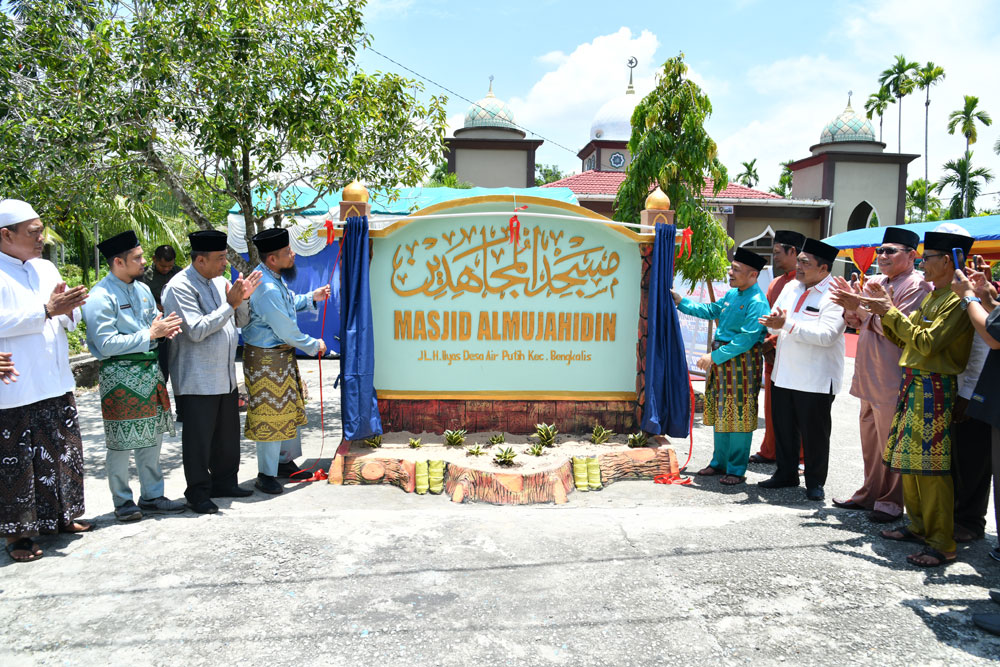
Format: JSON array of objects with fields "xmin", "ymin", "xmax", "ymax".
[
  {"xmin": 973, "ymin": 613, "xmax": 1000, "ymax": 636},
  {"xmin": 805, "ymin": 486, "xmax": 825, "ymax": 501},
  {"xmin": 255, "ymin": 474, "xmax": 283, "ymax": 495},
  {"xmin": 990, "ymin": 547, "xmax": 1000, "ymax": 563},
  {"xmin": 211, "ymin": 485, "xmax": 253, "ymax": 498},
  {"xmin": 989, "ymin": 589, "xmax": 1000, "ymax": 605},
  {"xmin": 188, "ymin": 499, "xmax": 219, "ymax": 514},
  {"xmin": 758, "ymin": 476, "xmax": 799, "ymax": 489},
  {"xmin": 276, "ymin": 461, "xmax": 301, "ymax": 479}
]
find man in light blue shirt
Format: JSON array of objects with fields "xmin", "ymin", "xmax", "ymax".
[
  {"xmin": 82, "ymin": 231, "xmax": 185, "ymax": 521},
  {"xmin": 672, "ymin": 247, "xmax": 770, "ymax": 485},
  {"xmin": 243, "ymin": 228, "xmax": 329, "ymax": 494}
]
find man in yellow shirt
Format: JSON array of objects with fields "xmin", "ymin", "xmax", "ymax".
[{"xmin": 859, "ymin": 230, "xmax": 974, "ymax": 567}]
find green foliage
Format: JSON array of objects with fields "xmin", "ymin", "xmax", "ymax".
[
  {"xmin": 487, "ymin": 433, "xmax": 505, "ymax": 446},
  {"xmin": 614, "ymin": 54, "xmax": 730, "ymax": 291},
  {"xmin": 948, "ymin": 95, "xmax": 992, "ymax": 146},
  {"xmin": 768, "ymin": 160, "xmax": 794, "ymax": 198},
  {"xmin": 905, "ymin": 179, "xmax": 944, "ymax": 222},
  {"xmin": 864, "ymin": 87, "xmax": 895, "ymax": 142},
  {"xmin": 534, "ymin": 164, "xmax": 564, "ymax": 186},
  {"xmin": 426, "ymin": 162, "xmax": 473, "ymax": 189},
  {"xmin": 407, "ymin": 437, "xmax": 422, "ymax": 449},
  {"xmin": 527, "ymin": 442, "xmax": 545, "ymax": 457},
  {"xmin": 493, "ymin": 446, "xmax": 517, "ymax": 466},
  {"xmin": 627, "ymin": 431, "xmax": 648, "ymax": 448},
  {"xmin": 590, "ymin": 424, "xmax": 613, "ymax": 445},
  {"xmin": 936, "ymin": 152, "xmax": 994, "ymax": 218},
  {"xmin": 364, "ymin": 434, "xmax": 382, "ymax": 449},
  {"xmin": 466, "ymin": 443, "xmax": 485, "ymax": 457},
  {"xmin": 734, "ymin": 159, "xmax": 758, "ymax": 188},
  {"xmin": 531, "ymin": 423, "xmax": 558, "ymax": 448},
  {"xmin": 443, "ymin": 429, "xmax": 467, "ymax": 447}
]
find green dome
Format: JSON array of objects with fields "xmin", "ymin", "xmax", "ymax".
[
  {"xmin": 820, "ymin": 102, "xmax": 877, "ymax": 143},
  {"xmin": 464, "ymin": 84, "xmax": 517, "ymax": 130}
]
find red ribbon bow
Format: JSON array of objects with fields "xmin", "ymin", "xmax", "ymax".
[
  {"xmin": 323, "ymin": 219, "xmax": 335, "ymax": 246},
  {"xmin": 676, "ymin": 227, "xmax": 693, "ymax": 259},
  {"xmin": 509, "ymin": 205, "xmax": 528, "ymax": 248}
]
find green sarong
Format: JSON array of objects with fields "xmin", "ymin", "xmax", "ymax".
[{"xmin": 98, "ymin": 351, "xmax": 173, "ymax": 451}]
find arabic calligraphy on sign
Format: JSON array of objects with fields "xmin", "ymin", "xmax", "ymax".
[{"xmin": 390, "ymin": 223, "xmax": 620, "ymax": 300}]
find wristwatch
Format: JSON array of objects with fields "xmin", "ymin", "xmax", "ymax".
[{"xmin": 960, "ymin": 295, "xmax": 982, "ymax": 310}]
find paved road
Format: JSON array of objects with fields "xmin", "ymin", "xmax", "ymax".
[{"xmin": 2, "ymin": 358, "xmax": 999, "ymax": 665}]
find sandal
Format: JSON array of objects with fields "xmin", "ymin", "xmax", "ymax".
[
  {"xmin": 59, "ymin": 520, "xmax": 93, "ymax": 534},
  {"xmin": 719, "ymin": 475, "xmax": 745, "ymax": 486},
  {"xmin": 5, "ymin": 537, "xmax": 43, "ymax": 562},
  {"xmin": 696, "ymin": 466, "xmax": 718, "ymax": 476},
  {"xmin": 881, "ymin": 527, "xmax": 925, "ymax": 544},
  {"xmin": 907, "ymin": 548, "xmax": 956, "ymax": 568}
]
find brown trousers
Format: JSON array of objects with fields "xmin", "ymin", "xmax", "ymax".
[{"xmin": 847, "ymin": 399, "xmax": 903, "ymax": 516}]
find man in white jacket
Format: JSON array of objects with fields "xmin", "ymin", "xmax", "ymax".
[{"xmin": 758, "ymin": 237, "xmax": 846, "ymax": 501}]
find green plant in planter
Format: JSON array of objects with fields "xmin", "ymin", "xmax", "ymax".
[
  {"xmin": 408, "ymin": 437, "xmax": 422, "ymax": 449},
  {"xmin": 532, "ymin": 423, "xmax": 558, "ymax": 448},
  {"xmin": 487, "ymin": 433, "xmax": 505, "ymax": 445},
  {"xmin": 443, "ymin": 429, "xmax": 467, "ymax": 447},
  {"xmin": 527, "ymin": 442, "xmax": 545, "ymax": 457},
  {"xmin": 466, "ymin": 443, "xmax": 485, "ymax": 457},
  {"xmin": 494, "ymin": 446, "xmax": 517, "ymax": 466},
  {"xmin": 627, "ymin": 431, "xmax": 648, "ymax": 448},
  {"xmin": 364, "ymin": 434, "xmax": 382, "ymax": 448},
  {"xmin": 591, "ymin": 424, "xmax": 614, "ymax": 445}
]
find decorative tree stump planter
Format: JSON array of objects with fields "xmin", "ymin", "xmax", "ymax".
[{"xmin": 327, "ymin": 434, "xmax": 679, "ymax": 505}]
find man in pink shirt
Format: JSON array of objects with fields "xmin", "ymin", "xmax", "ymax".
[{"xmin": 829, "ymin": 227, "xmax": 930, "ymax": 522}]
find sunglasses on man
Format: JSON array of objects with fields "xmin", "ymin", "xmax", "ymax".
[{"xmin": 875, "ymin": 246, "xmax": 914, "ymax": 256}]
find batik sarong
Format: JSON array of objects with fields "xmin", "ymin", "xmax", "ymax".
[
  {"xmin": 704, "ymin": 343, "xmax": 763, "ymax": 433},
  {"xmin": 99, "ymin": 351, "xmax": 173, "ymax": 451},
  {"xmin": 243, "ymin": 344, "xmax": 307, "ymax": 442},
  {"xmin": 0, "ymin": 392, "xmax": 85, "ymax": 536},
  {"xmin": 882, "ymin": 368, "xmax": 954, "ymax": 475}
]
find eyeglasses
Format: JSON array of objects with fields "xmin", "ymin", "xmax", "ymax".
[{"xmin": 922, "ymin": 252, "xmax": 947, "ymax": 260}]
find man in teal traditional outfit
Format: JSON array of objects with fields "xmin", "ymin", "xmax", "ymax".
[
  {"xmin": 242, "ymin": 228, "xmax": 329, "ymax": 494},
  {"xmin": 672, "ymin": 247, "xmax": 770, "ymax": 485},
  {"xmin": 82, "ymin": 231, "xmax": 186, "ymax": 521}
]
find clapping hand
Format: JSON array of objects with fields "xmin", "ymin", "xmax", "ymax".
[
  {"xmin": 758, "ymin": 307, "xmax": 787, "ymax": 330},
  {"xmin": 0, "ymin": 352, "xmax": 18, "ymax": 384},
  {"xmin": 47, "ymin": 282, "xmax": 87, "ymax": 317},
  {"xmin": 857, "ymin": 281, "xmax": 892, "ymax": 316},
  {"xmin": 150, "ymin": 312, "xmax": 183, "ymax": 340},
  {"xmin": 829, "ymin": 275, "xmax": 862, "ymax": 311}
]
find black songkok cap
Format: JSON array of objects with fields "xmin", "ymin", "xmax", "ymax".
[
  {"xmin": 923, "ymin": 231, "xmax": 974, "ymax": 256},
  {"xmin": 882, "ymin": 226, "xmax": 920, "ymax": 250},
  {"xmin": 773, "ymin": 229, "xmax": 805, "ymax": 251},
  {"xmin": 251, "ymin": 228, "xmax": 289, "ymax": 254},
  {"xmin": 189, "ymin": 230, "xmax": 228, "ymax": 252},
  {"xmin": 802, "ymin": 237, "xmax": 839, "ymax": 264},
  {"xmin": 97, "ymin": 230, "xmax": 139, "ymax": 259},
  {"xmin": 733, "ymin": 247, "xmax": 767, "ymax": 272}
]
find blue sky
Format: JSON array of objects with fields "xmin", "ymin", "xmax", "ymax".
[{"xmin": 361, "ymin": 0, "xmax": 1000, "ymax": 209}]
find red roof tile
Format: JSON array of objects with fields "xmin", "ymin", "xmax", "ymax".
[{"xmin": 541, "ymin": 170, "xmax": 784, "ymax": 200}]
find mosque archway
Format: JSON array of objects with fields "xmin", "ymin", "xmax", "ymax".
[{"xmin": 847, "ymin": 201, "xmax": 880, "ymax": 231}]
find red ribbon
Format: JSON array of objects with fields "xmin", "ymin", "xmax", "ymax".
[
  {"xmin": 676, "ymin": 227, "xmax": 693, "ymax": 259},
  {"xmin": 509, "ymin": 205, "xmax": 528, "ymax": 248},
  {"xmin": 323, "ymin": 219, "xmax": 335, "ymax": 246}
]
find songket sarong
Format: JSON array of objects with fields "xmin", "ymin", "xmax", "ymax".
[
  {"xmin": 882, "ymin": 368, "xmax": 954, "ymax": 475},
  {"xmin": 99, "ymin": 351, "xmax": 173, "ymax": 451},
  {"xmin": 0, "ymin": 392, "xmax": 85, "ymax": 536},
  {"xmin": 243, "ymin": 344, "xmax": 307, "ymax": 442},
  {"xmin": 704, "ymin": 343, "xmax": 763, "ymax": 433}
]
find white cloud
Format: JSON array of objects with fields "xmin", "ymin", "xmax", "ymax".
[
  {"xmin": 537, "ymin": 50, "xmax": 568, "ymax": 66},
  {"xmin": 364, "ymin": 0, "xmax": 416, "ymax": 20}
]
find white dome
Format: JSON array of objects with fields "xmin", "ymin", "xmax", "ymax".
[{"xmin": 590, "ymin": 90, "xmax": 637, "ymax": 141}]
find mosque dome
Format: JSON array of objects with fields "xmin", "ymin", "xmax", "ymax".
[
  {"xmin": 590, "ymin": 85, "xmax": 637, "ymax": 141},
  {"xmin": 820, "ymin": 101, "xmax": 877, "ymax": 144},
  {"xmin": 464, "ymin": 81, "xmax": 517, "ymax": 130}
]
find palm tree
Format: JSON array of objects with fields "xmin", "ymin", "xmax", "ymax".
[
  {"xmin": 865, "ymin": 87, "xmax": 895, "ymax": 143},
  {"xmin": 936, "ymin": 152, "xmax": 994, "ymax": 219},
  {"xmin": 735, "ymin": 159, "xmax": 759, "ymax": 188},
  {"xmin": 767, "ymin": 160, "xmax": 794, "ymax": 198},
  {"xmin": 994, "ymin": 136, "xmax": 1000, "ymax": 156},
  {"xmin": 905, "ymin": 178, "xmax": 943, "ymax": 222},
  {"xmin": 914, "ymin": 62, "xmax": 945, "ymax": 220},
  {"xmin": 947, "ymin": 96, "xmax": 992, "ymax": 217},
  {"xmin": 878, "ymin": 55, "xmax": 918, "ymax": 152}
]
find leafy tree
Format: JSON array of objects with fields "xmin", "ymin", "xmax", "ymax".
[
  {"xmin": 613, "ymin": 54, "xmax": 730, "ymax": 293},
  {"xmin": 4, "ymin": 0, "xmax": 448, "ymax": 274},
  {"xmin": 947, "ymin": 96, "xmax": 992, "ymax": 217},
  {"xmin": 914, "ymin": 62, "xmax": 945, "ymax": 221},
  {"xmin": 767, "ymin": 160, "xmax": 795, "ymax": 198},
  {"xmin": 936, "ymin": 152, "xmax": 994, "ymax": 219},
  {"xmin": 534, "ymin": 164, "xmax": 564, "ymax": 187},
  {"xmin": 734, "ymin": 159, "xmax": 759, "ymax": 188},
  {"xmin": 878, "ymin": 55, "xmax": 918, "ymax": 152},
  {"xmin": 864, "ymin": 87, "xmax": 895, "ymax": 143},
  {"xmin": 905, "ymin": 179, "xmax": 944, "ymax": 222}
]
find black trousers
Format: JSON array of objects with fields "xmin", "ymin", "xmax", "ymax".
[
  {"xmin": 771, "ymin": 382, "xmax": 835, "ymax": 489},
  {"xmin": 157, "ymin": 337, "xmax": 171, "ymax": 385},
  {"xmin": 952, "ymin": 415, "xmax": 993, "ymax": 536},
  {"xmin": 177, "ymin": 391, "xmax": 241, "ymax": 503}
]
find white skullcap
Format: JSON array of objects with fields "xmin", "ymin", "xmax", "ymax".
[
  {"xmin": 0, "ymin": 199, "xmax": 40, "ymax": 228},
  {"xmin": 933, "ymin": 222, "xmax": 971, "ymax": 236}
]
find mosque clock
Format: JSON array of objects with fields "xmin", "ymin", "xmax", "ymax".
[{"xmin": 609, "ymin": 152, "xmax": 625, "ymax": 169}]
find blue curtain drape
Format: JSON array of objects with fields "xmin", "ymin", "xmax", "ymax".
[
  {"xmin": 339, "ymin": 215, "xmax": 382, "ymax": 440},
  {"xmin": 641, "ymin": 223, "xmax": 691, "ymax": 437}
]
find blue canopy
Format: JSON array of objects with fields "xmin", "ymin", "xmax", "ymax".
[{"xmin": 823, "ymin": 216, "xmax": 1000, "ymax": 250}]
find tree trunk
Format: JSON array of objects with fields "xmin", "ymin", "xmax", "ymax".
[
  {"xmin": 898, "ymin": 96, "xmax": 903, "ymax": 153},
  {"xmin": 705, "ymin": 278, "xmax": 717, "ymax": 347},
  {"xmin": 924, "ymin": 94, "xmax": 930, "ymax": 222},
  {"xmin": 964, "ymin": 141, "xmax": 970, "ymax": 218}
]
